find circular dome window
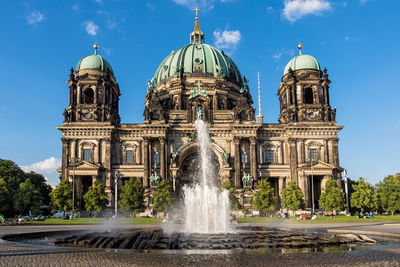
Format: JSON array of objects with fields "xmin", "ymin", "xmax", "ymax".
[
  {"xmin": 163, "ymin": 65, "xmax": 169, "ymax": 71},
  {"xmin": 194, "ymin": 58, "xmax": 203, "ymax": 64}
]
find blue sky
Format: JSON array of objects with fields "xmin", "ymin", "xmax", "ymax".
[{"xmin": 0, "ymin": 0, "xmax": 399, "ymax": 185}]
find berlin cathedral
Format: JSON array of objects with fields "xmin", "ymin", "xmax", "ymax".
[{"xmin": 58, "ymin": 13, "xmax": 343, "ymax": 211}]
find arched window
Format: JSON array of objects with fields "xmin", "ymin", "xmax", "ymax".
[
  {"xmin": 309, "ymin": 148, "xmax": 318, "ymax": 162},
  {"xmin": 266, "ymin": 149, "xmax": 275, "ymax": 164},
  {"xmin": 126, "ymin": 150, "xmax": 134, "ymax": 164},
  {"xmin": 304, "ymin": 87, "xmax": 313, "ymax": 104},
  {"xmin": 83, "ymin": 149, "xmax": 92, "ymax": 162},
  {"xmin": 83, "ymin": 88, "xmax": 94, "ymax": 104}
]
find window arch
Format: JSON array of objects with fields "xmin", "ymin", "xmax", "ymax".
[
  {"xmin": 83, "ymin": 88, "xmax": 94, "ymax": 104},
  {"xmin": 303, "ymin": 87, "xmax": 313, "ymax": 104}
]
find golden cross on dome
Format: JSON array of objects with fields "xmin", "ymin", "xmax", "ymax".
[
  {"xmin": 93, "ymin": 42, "xmax": 99, "ymax": 55},
  {"xmin": 194, "ymin": 7, "xmax": 200, "ymax": 19}
]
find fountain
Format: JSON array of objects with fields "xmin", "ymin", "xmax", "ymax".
[{"xmin": 182, "ymin": 119, "xmax": 231, "ymax": 233}]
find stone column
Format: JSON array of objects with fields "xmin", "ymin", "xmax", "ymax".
[
  {"xmin": 321, "ymin": 175, "xmax": 330, "ymax": 191},
  {"xmin": 332, "ymin": 139, "xmax": 339, "ymax": 167},
  {"xmin": 327, "ymin": 139, "xmax": 333, "ymax": 164},
  {"xmin": 321, "ymin": 143, "xmax": 327, "ymax": 162},
  {"xmin": 284, "ymin": 140, "xmax": 289, "ymax": 164},
  {"xmin": 138, "ymin": 140, "xmax": 142, "ymax": 165},
  {"xmin": 77, "ymin": 85, "xmax": 81, "ymax": 104},
  {"xmin": 61, "ymin": 138, "xmax": 69, "ymax": 180},
  {"xmin": 250, "ymin": 137, "xmax": 257, "ymax": 181},
  {"xmin": 97, "ymin": 140, "xmax": 102, "ymax": 164},
  {"xmin": 298, "ymin": 140, "xmax": 304, "ymax": 163},
  {"xmin": 289, "ymin": 139, "xmax": 298, "ymax": 181},
  {"xmin": 143, "ymin": 138, "xmax": 149, "ymax": 187},
  {"xmin": 278, "ymin": 177, "xmax": 285, "ymax": 197},
  {"xmin": 160, "ymin": 137, "xmax": 166, "ymax": 180},
  {"xmin": 297, "ymin": 84, "xmax": 303, "ymax": 105},
  {"xmin": 94, "ymin": 142, "xmax": 99, "ymax": 163},
  {"xmin": 234, "ymin": 137, "xmax": 241, "ymax": 188},
  {"xmin": 70, "ymin": 139, "xmax": 76, "ymax": 158},
  {"xmin": 104, "ymin": 139, "xmax": 112, "ymax": 195}
]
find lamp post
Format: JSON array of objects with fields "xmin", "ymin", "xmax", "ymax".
[
  {"xmin": 69, "ymin": 157, "xmax": 81, "ymax": 213},
  {"xmin": 344, "ymin": 169, "xmax": 350, "ymax": 215},
  {"xmin": 115, "ymin": 171, "xmax": 120, "ymax": 218},
  {"xmin": 308, "ymin": 158, "xmax": 317, "ymax": 214}
]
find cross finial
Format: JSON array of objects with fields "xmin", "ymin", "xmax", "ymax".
[
  {"xmin": 194, "ymin": 7, "xmax": 200, "ymax": 19},
  {"xmin": 93, "ymin": 42, "xmax": 99, "ymax": 55}
]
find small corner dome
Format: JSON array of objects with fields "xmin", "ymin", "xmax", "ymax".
[
  {"xmin": 283, "ymin": 54, "xmax": 320, "ymax": 76},
  {"xmin": 76, "ymin": 54, "xmax": 113, "ymax": 74}
]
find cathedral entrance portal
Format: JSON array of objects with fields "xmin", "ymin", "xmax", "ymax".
[
  {"xmin": 307, "ymin": 175, "xmax": 323, "ymax": 209},
  {"xmin": 177, "ymin": 148, "xmax": 220, "ymax": 196}
]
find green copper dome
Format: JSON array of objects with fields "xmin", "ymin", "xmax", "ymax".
[
  {"xmin": 76, "ymin": 54, "xmax": 113, "ymax": 74},
  {"xmin": 283, "ymin": 54, "xmax": 320, "ymax": 76},
  {"xmin": 153, "ymin": 43, "xmax": 243, "ymax": 87}
]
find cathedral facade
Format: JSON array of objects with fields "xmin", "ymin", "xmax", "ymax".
[{"xmin": 57, "ymin": 15, "xmax": 343, "ymax": 211}]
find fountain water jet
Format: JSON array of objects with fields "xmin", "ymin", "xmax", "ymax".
[{"xmin": 182, "ymin": 119, "xmax": 231, "ymax": 233}]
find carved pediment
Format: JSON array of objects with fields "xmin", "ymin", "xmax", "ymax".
[
  {"xmin": 301, "ymin": 161, "xmax": 336, "ymax": 170},
  {"xmin": 75, "ymin": 161, "xmax": 100, "ymax": 170}
]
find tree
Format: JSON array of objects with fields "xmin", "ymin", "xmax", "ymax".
[
  {"xmin": 319, "ymin": 178, "xmax": 345, "ymax": 213},
  {"xmin": 220, "ymin": 179, "xmax": 240, "ymax": 210},
  {"xmin": 49, "ymin": 179, "xmax": 73, "ymax": 214},
  {"xmin": 0, "ymin": 159, "xmax": 27, "ymax": 215},
  {"xmin": 83, "ymin": 181, "xmax": 109, "ymax": 214},
  {"xmin": 118, "ymin": 178, "xmax": 145, "ymax": 216},
  {"xmin": 281, "ymin": 181, "xmax": 305, "ymax": 212},
  {"xmin": 350, "ymin": 177, "xmax": 377, "ymax": 213},
  {"xmin": 14, "ymin": 179, "xmax": 43, "ymax": 215},
  {"xmin": 376, "ymin": 174, "xmax": 400, "ymax": 214},
  {"xmin": 252, "ymin": 178, "xmax": 277, "ymax": 214},
  {"xmin": 0, "ymin": 178, "xmax": 10, "ymax": 215},
  {"xmin": 152, "ymin": 180, "xmax": 175, "ymax": 213},
  {"xmin": 26, "ymin": 171, "xmax": 52, "ymax": 206}
]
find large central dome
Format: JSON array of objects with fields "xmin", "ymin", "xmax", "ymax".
[
  {"xmin": 153, "ymin": 43, "xmax": 242, "ymax": 88},
  {"xmin": 152, "ymin": 12, "xmax": 243, "ymax": 88}
]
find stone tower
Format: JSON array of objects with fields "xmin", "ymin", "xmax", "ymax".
[
  {"xmin": 278, "ymin": 43, "xmax": 335, "ymax": 124},
  {"xmin": 63, "ymin": 43, "xmax": 120, "ymax": 125}
]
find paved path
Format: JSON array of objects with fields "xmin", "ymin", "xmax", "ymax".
[{"xmin": 0, "ymin": 223, "xmax": 399, "ymax": 267}]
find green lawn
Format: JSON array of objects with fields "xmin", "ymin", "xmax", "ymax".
[
  {"xmin": 3, "ymin": 215, "xmax": 400, "ymax": 225},
  {"xmin": 237, "ymin": 215, "xmax": 400, "ymax": 224},
  {"xmin": 2, "ymin": 217, "xmax": 163, "ymax": 225}
]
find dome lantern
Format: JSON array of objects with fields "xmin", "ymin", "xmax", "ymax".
[{"xmin": 190, "ymin": 7, "xmax": 205, "ymax": 44}]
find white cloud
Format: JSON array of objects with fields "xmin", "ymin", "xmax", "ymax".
[
  {"xmin": 103, "ymin": 47, "xmax": 112, "ymax": 56},
  {"xmin": 146, "ymin": 3, "xmax": 156, "ymax": 10},
  {"xmin": 21, "ymin": 157, "xmax": 61, "ymax": 175},
  {"xmin": 72, "ymin": 3, "xmax": 80, "ymax": 12},
  {"xmin": 172, "ymin": 0, "xmax": 230, "ymax": 11},
  {"xmin": 272, "ymin": 52, "xmax": 283, "ymax": 60},
  {"xmin": 360, "ymin": 0, "xmax": 368, "ymax": 4},
  {"xmin": 267, "ymin": 6, "xmax": 273, "ymax": 13},
  {"xmin": 272, "ymin": 49, "xmax": 295, "ymax": 60},
  {"xmin": 213, "ymin": 30, "xmax": 241, "ymax": 52},
  {"xmin": 93, "ymin": 0, "xmax": 103, "ymax": 4},
  {"xmin": 26, "ymin": 11, "xmax": 44, "ymax": 24},
  {"xmin": 282, "ymin": 0, "xmax": 331, "ymax": 23},
  {"xmin": 84, "ymin": 21, "xmax": 99, "ymax": 36}
]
